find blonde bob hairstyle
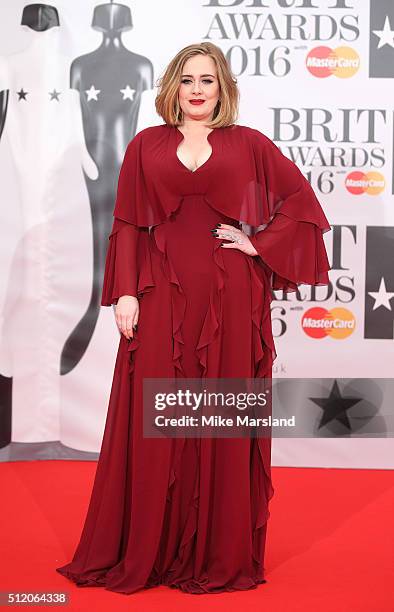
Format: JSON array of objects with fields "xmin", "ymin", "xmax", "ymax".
[{"xmin": 155, "ymin": 42, "xmax": 239, "ymax": 129}]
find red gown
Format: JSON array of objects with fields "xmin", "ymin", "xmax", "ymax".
[{"xmin": 56, "ymin": 124, "xmax": 331, "ymax": 594}]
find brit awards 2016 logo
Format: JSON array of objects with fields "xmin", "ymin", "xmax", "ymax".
[
  {"xmin": 204, "ymin": 0, "xmax": 360, "ymax": 78},
  {"xmin": 268, "ymin": 106, "xmax": 388, "ymax": 202}
]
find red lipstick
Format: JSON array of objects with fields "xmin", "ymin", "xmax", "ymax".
[{"xmin": 189, "ymin": 100, "xmax": 205, "ymax": 105}]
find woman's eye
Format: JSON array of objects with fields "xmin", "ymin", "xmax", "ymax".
[{"xmin": 181, "ymin": 79, "xmax": 213, "ymax": 84}]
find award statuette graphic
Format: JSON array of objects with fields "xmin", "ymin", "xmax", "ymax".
[{"xmin": 59, "ymin": 0, "xmax": 153, "ymax": 375}]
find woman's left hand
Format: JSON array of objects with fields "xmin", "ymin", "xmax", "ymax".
[{"xmin": 211, "ymin": 223, "xmax": 258, "ymax": 256}]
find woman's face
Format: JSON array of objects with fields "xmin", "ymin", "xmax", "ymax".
[{"xmin": 178, "ymin": 54, "xmax": 220, "ymax": 124}]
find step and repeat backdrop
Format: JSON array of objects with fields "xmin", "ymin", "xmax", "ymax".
[{"xmin": 0, "ymin": 0, "xmax": 393, "ymax": 467}]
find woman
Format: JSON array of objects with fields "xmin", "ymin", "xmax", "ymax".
[{"xmin": 56, "ymin": 42, "xmax": 331, "ymax": 595}]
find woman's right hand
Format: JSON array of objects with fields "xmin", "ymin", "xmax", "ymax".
[{"xmin": 115, "ymin": 295, "xmax": 139, "ymax": 340}]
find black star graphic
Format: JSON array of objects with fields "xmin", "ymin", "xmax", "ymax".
[
  {"xmin": 49, "ymin": 89, "xmax": 61, "ymax": 101},
  {"xmin": 309, "ymin": 380, "xmax": 362, "ymax": 430},
  {"xmin": 17, "ymin": 88, "xmax": 28, "ymax": 100}
]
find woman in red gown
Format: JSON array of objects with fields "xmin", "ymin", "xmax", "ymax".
[{"xmin": 56, "ymin": 42, "xmax": 331, "ymax": 595}]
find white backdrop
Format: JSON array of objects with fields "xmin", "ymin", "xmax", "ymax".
[{"xmin": 0, "ymin": 0, "xmax": 393, "ymax": 468}]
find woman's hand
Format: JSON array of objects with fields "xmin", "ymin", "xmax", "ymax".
[
  {"xmin": 115, "ymin": 295, "xmax": 139, "ymax": 340},
  {"xmin": 210, "ymin": 223, "xmax": 258, "ymax": 256}
]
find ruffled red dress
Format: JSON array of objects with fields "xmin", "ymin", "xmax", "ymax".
[{"xmin": 56, "ymin": 123, "xmax": 331, "ymax": 594}]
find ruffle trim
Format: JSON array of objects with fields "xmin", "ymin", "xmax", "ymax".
[
  {"xmin": 195, "ymin": 238, "xmax": 225, "ymax": 377},
  {"xmin": 247, "ymin": 254, "xmax": 278, "ymax": 373},
  {"xmin": 249, "ymin": 211, "xmax": 331, "ymax": 294},
  {"xmin": 125, "ymin": 233, "xmax": 156, "ymax": 374},
  {"xmin": 101, "ymin": 220, "xmax": 141, "ymax": 306}
]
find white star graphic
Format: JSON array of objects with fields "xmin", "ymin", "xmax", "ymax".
[
  {"xmin": 120, "ymin": 85, "xmax": 135, "ymax": 101},
  {"xmin": 85, "ymin": 85, "xmax": 101, "ymax": 101},
  {"xmin": 372, "ymin": 15, "xmax": 394, "ymax": 50},
  {"xmin": 368, "ymin": 277, "xmax": 394, "ymax": 311}
]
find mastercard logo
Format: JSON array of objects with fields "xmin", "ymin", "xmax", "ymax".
[
  {"xmin": 302, "ymin": 307, "xmax": 355, "ymax": 339},
  {"xmin": 306, "ymin": 46, "xmax": 360, "ymax": 78},
  {"xmin": 345, "ymin": 171, "xmax": 385, "ymax": 195}
]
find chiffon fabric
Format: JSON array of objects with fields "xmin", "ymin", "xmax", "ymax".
[{"xmin": 56, "ymin": 124, "xmax": 331, "ymax": 594}]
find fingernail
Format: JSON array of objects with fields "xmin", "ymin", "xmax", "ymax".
[{"xmin": 216, "ymin": 223, "xmax": 221, "ymax": 227}]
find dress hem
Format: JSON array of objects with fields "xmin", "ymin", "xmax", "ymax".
[{"xmin": 55, "ymin": 565, "xmax": 268, "ymax": 595}]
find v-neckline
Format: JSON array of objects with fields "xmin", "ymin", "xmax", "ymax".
[{"xmin": 174, "ymin": 125, "xmax": 217, "ymax": 174}]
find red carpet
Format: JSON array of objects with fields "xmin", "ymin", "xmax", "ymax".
[{"xmin": 0, "ymin": 460, "xmax": 393, "ymax": 611}]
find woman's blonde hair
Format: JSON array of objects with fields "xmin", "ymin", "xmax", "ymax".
[{"xmin": 155, "ymin": 42, "xmax": 239, "ymax": 128}]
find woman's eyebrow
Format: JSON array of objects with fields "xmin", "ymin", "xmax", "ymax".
[{"xmin": 181, "ymin": 74, "xmax": 216, "ymax": 78}]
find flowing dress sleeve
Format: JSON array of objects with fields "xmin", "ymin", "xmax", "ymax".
[
  {"xmin": 101, "ymin": 219, "xmax": 140, "ymax": 306},
  {"xmin": 248, "ymin": 130, "xmax": 332, "ymax": 293},
  {"xmin": 100, "ymin": 139, "xmax": 142, "ymax": 306}
]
